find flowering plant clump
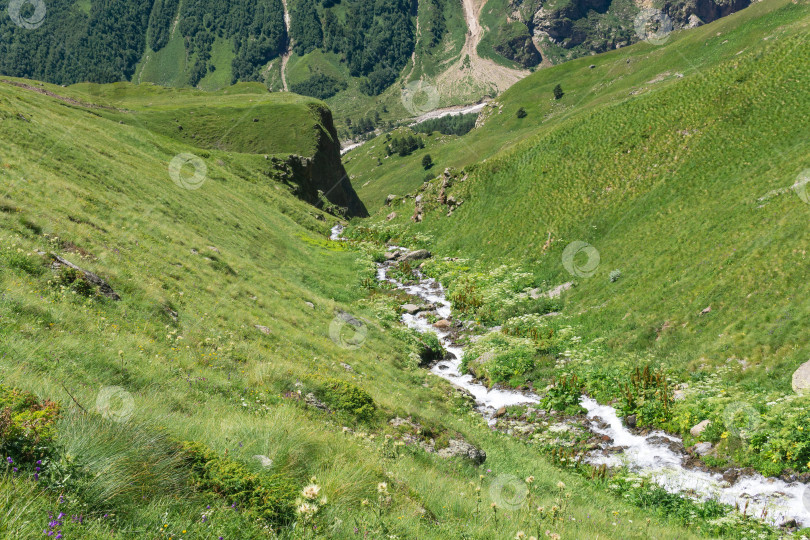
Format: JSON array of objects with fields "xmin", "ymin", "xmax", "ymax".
[
  {"xmin": 0, "ymin": 385, "xmax": 59, "ymax": 466},
  {"xmin": 296, "ymin": 476, "xmax": 328, "ymax": 523}
]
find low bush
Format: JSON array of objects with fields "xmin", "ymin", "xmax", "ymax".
[
  {"xmin": 309, "ymin": 376, "xmax": 376, "ymax": 421},
  {"xmin": 180, "ymin": 441, "xmax": 297, "ymax": 528},
  {"xmin": 0, "ymin": 385, "xmax": 59, "ymax": 464}
]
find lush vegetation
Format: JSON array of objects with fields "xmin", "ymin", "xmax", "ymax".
[
  {"xmin": 351, "ymin": 0, "xmax": 810, "ymax": 483},
  {"xmin": 178, "ymin": 0, "xmax": 287, "ymax": 84},
  {"xmin": 290, "ymin": 72, "xmax": 347, "ymax": 99},
  {"xmin": 0, "ymin": 76, "xmax": 716, "ymax": 539},
  {"xmin": 386, "ymin": 133, "xmax": 425, "ymax": 157},
  {"xmin": 413, "ymin": 112, "xmax": 478, "ymax": 136},
  {"xmin": 0, "ymin": 0, "xmax": 151, "ymax": 84}
]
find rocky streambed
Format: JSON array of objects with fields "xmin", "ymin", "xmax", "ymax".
[{"xmin": 331, "ymin": 225, "xmax": 810, "ymax": 529}]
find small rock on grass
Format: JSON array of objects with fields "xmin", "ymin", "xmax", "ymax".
[{"xmin": 690, "ymin": 419, "xmax": 710, "ymax": 437}]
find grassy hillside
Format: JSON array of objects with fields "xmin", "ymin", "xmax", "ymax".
[
  {"xmin": 0, "ymin": 78, "xmax": 723, "ymax": 538},
  {"xmin": 347, "ymin": 0, "xmax": 804, "ymax": 209},
  {"xmin": 350, "ymin": 0, "xmax": 810, "ymax": 478}
]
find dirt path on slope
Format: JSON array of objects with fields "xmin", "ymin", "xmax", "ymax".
[{"xmin": 280, "ymin": 0, "xmax": 292, "ymax": 91}]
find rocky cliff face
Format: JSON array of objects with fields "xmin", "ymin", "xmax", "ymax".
[
  {"xmin": 513, "ymin": 0, "xmax": 751, "ymax": 60},
  {"xmin": 289, "ymin": 104, "xmax": 368, "ymax": 218}
]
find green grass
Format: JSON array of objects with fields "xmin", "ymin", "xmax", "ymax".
[
  {"xmin": 137, "ymin": 31, "xmax": 190, "ymax": 87},
  {"xmin": 66, "ymin": 81, "xmax": 325, "ymax": 156},
  {"xmin": 348, "ymin": 0, "xmax": 806, "ymax": 206},
  {"xmin": 198, "ymin": 37, "xmax": 236, "ymax": 91},
  {"xmin": 0, "ymin": 77, "xmax": 718, "ymax": 538},
  {"xmin": 354, "ymin": 0, "xmax": 810, "ymax": 477}
]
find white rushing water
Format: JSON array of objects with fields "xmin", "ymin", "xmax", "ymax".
[
  {"xmin": 330, "ymin": 224, "xmax": 810, "ymax": 527},
  {"xmin": 377, "ymin": 263, "xmax": 540, "ymax": 418},
  {"xmin": 582, "ymin": 396, "xmax": 810, "ymax": 527}
]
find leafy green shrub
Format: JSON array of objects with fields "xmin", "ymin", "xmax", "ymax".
[
  {"xmin": 541, "ymin": 374, "xmax": 585, "ymax": 415},
  {"xmin": 553, "ymin": 84, "xmax": 564, "ymax": 100},
  {"xmin": 388, "ymin": 260, "xmax": 417, "ymax": 283},
  {"xmin": 416, "ymin": 331, "xmax": 444, "ymax": 364},
  {"xmin": 180, "ymin": 441, "xmax": 297, "ymax": 527},
  {"xmin": 618, "ymin": 366, "xmax": 673, "ymax": 426},
  {"xmin": 56, "ymin": 267, "xmax": 96, "ymax": 297},
  {"xmin": 310, "ymin": 376, "xmax": 376, "ymax": 421},
  {"xmin": 0, "ymin": 385, "xmax": 59, "ymax": 464},
  {"xmin": 516, "ymin": 107, "xmax": 527, "ymax": 119},
  {"xmin": 486, "ymin": 349, "xmax": 536, "ymax": 386}
]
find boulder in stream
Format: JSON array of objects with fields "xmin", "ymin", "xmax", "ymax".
[
  {"xmin": 402, "ymin": 303, "xmax": 422, "ymax": 315},
  {"xmin": 433, "ymin": 319, "xmax": 451, "ymax": 329},
  {"xmin": 692, "ymin": 442, "xmax": 713, "ymax": 456}
]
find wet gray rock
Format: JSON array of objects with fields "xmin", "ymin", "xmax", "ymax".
[
  {"xmin": 437, "ymin": 439, "xmax": 486, "ymax": 464},
  {"xmin": 624, "ymin": 414, "xmax": 637, "ymax": 428},
  {"xmin": 692, "ymin": 442, "xmax": 713, "ymax": 456},
  {"xmin": 402, "ymin": 303, "xmax": 422, "ymax": 315}
]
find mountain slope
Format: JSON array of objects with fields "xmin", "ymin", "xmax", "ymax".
[
  {"xmin": 0, "ymin": 0, "xmax": 756, "ymax": 131},
  {"xmin": 349, "ymin": 0, "xmax": 810, "ymax": 478},
  {"xmin": 0, "ymin": 77, "xmax": 717, "ymax": 538}
]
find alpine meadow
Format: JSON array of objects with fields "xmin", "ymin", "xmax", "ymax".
[{"xmin": 2, "ymin": 0, "xmax": 810, "ymax": 539}]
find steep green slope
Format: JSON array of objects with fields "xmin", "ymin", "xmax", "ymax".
[
  {"xmin": 350, "ymin": 0, "xmax": 810, "ymax": 478},
  {"xmin": 61, "ymin": 80, "xmax": 368, "ymax": 216},
  {"xmin": 347, "ymin": 0, "xmax": 803, "ymax": 210},
  {"xmin": 0, "ymin": 78, "xmax": 715, "ymax": 538}
]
